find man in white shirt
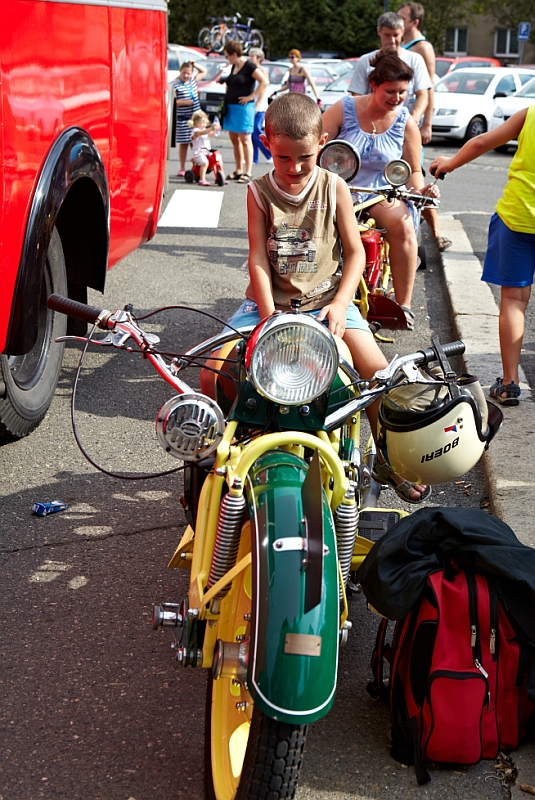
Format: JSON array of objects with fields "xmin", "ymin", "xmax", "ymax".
[{"xmin": 348, "ymin": 11, "xmax": 431, "ymax": 124}]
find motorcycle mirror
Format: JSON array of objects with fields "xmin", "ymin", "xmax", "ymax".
[
  {"xmin": 384, "ymin": 159, "xmax": 411, "ymax": 187},
  {"xmin": 318, "ymin": 139, "xmax": 361, "ymax": 182}
]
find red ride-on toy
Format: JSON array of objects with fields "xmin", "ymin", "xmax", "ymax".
[{"xmin": 184, "ymin": 150, "xmax": 226, "ymax": 187}]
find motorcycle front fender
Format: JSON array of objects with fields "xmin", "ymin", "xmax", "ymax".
[{"xmin": 245, "ymin": 450, "xmax": 339, "ymax": 725}]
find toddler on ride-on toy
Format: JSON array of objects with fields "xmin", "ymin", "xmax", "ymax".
[{"xmin": 185, "ymin": 111, "xmax": 228, "ymax": 186}]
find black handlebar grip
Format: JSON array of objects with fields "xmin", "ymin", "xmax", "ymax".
[
  {"xmin": 47, "ymin": 294, "xmax": 109, "ymax": 327},
  {"xmin": 430, "ymin": 166, "xmax": 447, "ymax": 180},
  {"xmin": 418, "ymin": 340, "xmax": 465, "ymax": 364}
]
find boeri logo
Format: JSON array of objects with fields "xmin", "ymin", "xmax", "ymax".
[{"xmin": 420, "ymin": 437, "xmax": 460, "ymax": 463}]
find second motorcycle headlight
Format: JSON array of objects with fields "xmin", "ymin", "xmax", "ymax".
[{"xmin": 246, "ymin": 314, "xmax": 339, "ymax": 405}]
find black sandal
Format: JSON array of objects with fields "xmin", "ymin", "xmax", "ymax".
[
  {"xmin": 237, "ymin": 173, "xmax": 252, "ymax": 184},
  {"xmin": 489, "ymin": 378, "xmax": 521, "ymax": 406},
  {"xmin": 227, "ymin": 171, "xmax": 242, "ymax": 181}
]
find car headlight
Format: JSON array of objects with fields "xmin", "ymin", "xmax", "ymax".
[
  {"xmin": 245, "ymin": 313, "xmax": 339, "ymax": 405},
  {"xmin": 436, "ymin": 108, "xmax": 457, "ymax": 116},
  {"xmin": 493, "ymin": 107, "xmax": 504, "ymax": 118}
]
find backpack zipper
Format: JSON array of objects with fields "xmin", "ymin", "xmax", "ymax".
[
  {"xmin": 474, "ymin": 659, "xmax": 491, "ymax": 710},
  {"xmin": 488, "ymin": 578, "xmax": 498, "ymax": 660},
  {"xmin": 466, "ymin": 572, "xmax": 491, "ymax": 709}
]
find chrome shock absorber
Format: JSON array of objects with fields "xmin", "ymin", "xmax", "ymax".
[
  {"xmin": 206, "ymin": 487, "xmax": 246, "ymax": 600},
  {"xmin": 334, "ymin": 487, "xmax": 358, "ymax": 594}
]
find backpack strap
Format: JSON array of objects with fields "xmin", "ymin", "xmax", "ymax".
[
  {"xmin": 367, "ymin": 617, "xmax": 391, "ymax": 702},
  {"xmin": 407, "ymin": 717, "xmax": 432, "ymax": 785}
]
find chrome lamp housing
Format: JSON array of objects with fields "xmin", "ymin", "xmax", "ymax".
[{"xmin": 244, "ymin": 313, "xmax": 339, "ymax": 405}]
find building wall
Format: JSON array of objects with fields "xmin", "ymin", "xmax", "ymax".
[{"xmin": 445, "ymin": 15, "xmax": 535, "ymax": 65}]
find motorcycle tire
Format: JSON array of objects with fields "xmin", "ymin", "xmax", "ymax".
[
  {"xmin": 204, "ymin": 523, "xmax": 307, "ymax": 799},
  {"xmin": 417, "ymin": 243, "xmax": 427, "ymax": 271},
  {"xmin": 0, "ymin": 226, "xmax": 67, "ymax": 442}
]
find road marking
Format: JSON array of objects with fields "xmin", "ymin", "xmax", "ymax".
[
  {"xmin": 68, "ymin": 576, "xmax": 88, "ymax": 590},
  {"xmin": 74, "ymin": 525, "xmax": 113, "ymax": 536},
  {"xmin": 29, "ymin": 560, "xmax": 71, "ymax": 583},
  {"xmin": 158, "ymin": 189, "xmax": 224, "ymax": 228}
]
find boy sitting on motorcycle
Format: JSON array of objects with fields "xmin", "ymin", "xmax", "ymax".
[{"xmin": 225, "ymin": 92, "xmax": 430, "ymax": 503}]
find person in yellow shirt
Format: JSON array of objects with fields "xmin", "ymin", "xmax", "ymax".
[{"xmin": 430, "ymin": 106, "xmax": 535, "ymax": 406}]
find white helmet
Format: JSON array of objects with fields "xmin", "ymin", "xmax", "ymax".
[{"xmin": 377, "ymin": 371, "xmax": 503, "ymax": 485}]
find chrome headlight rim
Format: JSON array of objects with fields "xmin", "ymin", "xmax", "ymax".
[
  {"xmin": 384, "ymin": 158, "xmax": 412, "ymax": 187},
  {"xmin": 318, "ymin": 139, "xmax": 361, "ymax": 182},
  {"xmin": 245, "ymin": 313, "xmax": 339, "ymax": 406},
  {"xmin": 155, "ymin": 393, "xmax": 226, "ymax": 461}
]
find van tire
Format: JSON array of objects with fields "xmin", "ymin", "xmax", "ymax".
[{"xmin": 0, "ymin": 227, "xmax": 67, "ymax": 442}]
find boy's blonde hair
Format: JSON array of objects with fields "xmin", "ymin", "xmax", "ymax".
[
  {"xmin": 187, "ymin": 110, "xmax": 209, "ymax": 128},
  {"xmin": 264, "ymin": 94, "xmax": 322, "ymax": 142}
]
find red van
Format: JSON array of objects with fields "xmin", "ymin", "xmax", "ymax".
[{"xmin": 0, "ymin": 0, "xmax": 168, "ymax": 441}]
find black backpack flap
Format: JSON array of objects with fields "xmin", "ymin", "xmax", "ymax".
[{"xmin": 357, "ymin": 507, "xmax": 535, "ymax": 626}]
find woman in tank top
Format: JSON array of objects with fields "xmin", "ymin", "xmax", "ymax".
[
  {"xmin": 322, "ymin": 51, "xmax": 439, "ymax": 323},
  {"xmin": 272, "ymin": 49, "xmax": 321, "ymax": 104}
]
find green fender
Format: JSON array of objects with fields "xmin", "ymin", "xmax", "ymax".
[{"xmin": 245, "ymin": 450, "xmax": 339, "ymax": 725}]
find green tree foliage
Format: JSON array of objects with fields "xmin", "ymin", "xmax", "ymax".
[{"xmin": 168, "ymin": 0, "xmax": 384, "ymax": 57}]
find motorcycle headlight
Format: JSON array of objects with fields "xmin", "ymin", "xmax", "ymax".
[
  {"xmin": 245, "ymin": 314, "xmax": 339, "ymax": 405},
  {"xmin": 318, "ymin": 139, "xmax": 360, "ymax": 182},
  {"xmin": 384, "ymin": 159, "xmax": 411, "ymax": 187}
]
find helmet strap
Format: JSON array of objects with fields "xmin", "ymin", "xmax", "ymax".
[{"xmin": 431, "ymin": 335, "xmax": 460, "ymax": 399}]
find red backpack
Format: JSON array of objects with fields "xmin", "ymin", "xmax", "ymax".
[{"xmin": 368, "ymin": 563, "xmax": 534, "ymax": 784}]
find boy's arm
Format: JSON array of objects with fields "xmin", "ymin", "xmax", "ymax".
[
  {"xmin": 247, "ymin": 189, "xmax": 276, "ymax": 319},
  {"xmin": 430, "ymin": 107, "xmax": 529, "ymax": 175},
  {"xmin": 317, "ymin": 177, "xmax": 365, "ymax": 337}
]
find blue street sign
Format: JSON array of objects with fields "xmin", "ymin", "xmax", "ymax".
[{"xmin": 518, "ymin": 22, "xmax": 531, "ymax": 42}]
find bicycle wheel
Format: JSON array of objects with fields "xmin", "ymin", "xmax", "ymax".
[
  {"xmin": 248, "ymin": 30, "xmax": 264, "ymax": 50},
  {"xmin": 198, "ymin": 27, "xmax": 212, "ymax": 50},
  {"xmin": 211, "ymin": 25, "xmax": 227, "ymax": 53}
]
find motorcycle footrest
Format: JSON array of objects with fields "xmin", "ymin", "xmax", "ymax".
[{"xmin": 358, "ymin": 509, "xmax": 401, "ymax": 542}]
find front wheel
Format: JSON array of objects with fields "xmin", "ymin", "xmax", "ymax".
[
  {"xmin": 248, "ymin": 30, "xmax": 264, "ymax": 50},
  {"xmin": 204, "ymin": 523, "xmax": 307, "ymax": 799},
  {"xmin": 198, "ymin": 27, "xmax": 212, "ymax": 49},
  {"xmin": 0, "ymin": 227, "xmax": 67, "ymax": 442},
  {"xmin": 465, "ymin": 116, "xmax": 486, "ymax": 140}
]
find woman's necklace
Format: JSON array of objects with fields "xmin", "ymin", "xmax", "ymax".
[{"xmin": 366, "ymin": 96, "xmax": 387, "ymax": 137}]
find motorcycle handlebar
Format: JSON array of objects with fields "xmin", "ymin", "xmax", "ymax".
[
  {"xmin": 418, "ymin": 340, "xmax": 465, "ymax": 364},
  {"xmin": 47, "ymin": 294, "xmax": 112, "ymax": 328}
]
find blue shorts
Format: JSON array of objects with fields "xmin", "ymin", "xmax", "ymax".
[
  {"xmin": 225, "ymin": 299, "xmax": 371, "ymax": 334},
  {"xmin": 482, "ymin": 213, "xmax": 535, "ymax": 287}
]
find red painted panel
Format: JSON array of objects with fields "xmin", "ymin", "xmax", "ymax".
[{"xmin": 0, "ymin": 0, "xmax": 166, "ymax": 351}]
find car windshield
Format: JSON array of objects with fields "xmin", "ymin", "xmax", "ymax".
[
  {"xmin": 515, "ymin": 77, "xmax": 535, "ymax": 98},
  {"xmin": 435, "ymin": 59, "xmax": 452, "ymax": 78},
  {"xmin": 324, "ymin": 74, "xmax": 352, "ymax": 92},
  {"xmin": 264, "ymin": 63, "xmax": 288, "ymax": 85},
  {"xmin": 309, "ymin": 66, "xmax": 337, "ymax": 87},
  {"xmin": 436, "ymin": 72, "xmax": 494, "ymax": 94},
  {"xmin": 201, "ymin": 60, "xmax": 227, "ymax": 82}
]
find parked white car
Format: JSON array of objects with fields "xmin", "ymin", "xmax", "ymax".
[
  {"xmin": 168, "ymin": 44, "xmax": 207, "ymax": 84},
  {"xmin": 489, "ymin": 77, "xmax": 535, "ymax": 152},
  {"xmin": 317, "ymin": 73, "xmax": 352, "ymax": 110},
  {"xmin": 432, "ymin": 67, "xmax": 535, "ymax": 140}
]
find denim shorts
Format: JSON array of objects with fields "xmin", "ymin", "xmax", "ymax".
[
  {"xmin": 225, "ymin": 299, "xmax": 371, "ymax": 334},
  {"xmin": 482, "ymin": 213, "xmax": 535, "ymax": 287}
]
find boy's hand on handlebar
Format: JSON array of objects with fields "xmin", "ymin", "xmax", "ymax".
[
  {"xmin": 317, "ymin": 300, "xmax": 347, "ymax": 339},
  {"xmin": 430, "ymin": 156, "xmax": 453, "ymax": 176},
  {"xmin": 420, "ymin": 182, "xmax": 441, "ymax": 198}
]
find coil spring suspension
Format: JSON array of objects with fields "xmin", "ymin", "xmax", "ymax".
[
  {"xmin": 206, "ymin": 492, "xmax": 246, "ymax": 599},
  {"xmin": 334, "ymin": 495, "xmax": 358, "ymax": 595}
]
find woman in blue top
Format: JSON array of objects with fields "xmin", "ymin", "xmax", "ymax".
[{"xmin": 322, "ymin": 52, "xmax": 437, "ymax": 324}]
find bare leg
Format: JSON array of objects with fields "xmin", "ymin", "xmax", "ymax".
[
  {"xmin": 343, "ymin": 329, "xmax": 427, "ymax": 500},
  {"xmin": 498, "ymin": 285, "xmax": 531, "ymax": 391},
  {"xmin": 239, "ymin": 133, "xmax": 253, "ymax": 176},
  {"xmin": 198, "ymin": 162, "xmax": 208, "ymax": 181},
  {"xmin": 422, "ymin": 207, "xmax": 440, "ymax": 238},
  {"xmin": 369, "ymin": 199, "xmax": 418, "ymax": 309},
  {"xmin": 229, "ymin": 131, "xmax": 244, "ymax": 174},
  {"xmin": 179, "ymin": 143, "xmax": 189, "ymax": 171}
]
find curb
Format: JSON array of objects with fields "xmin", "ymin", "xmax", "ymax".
[{"xmin": 439, "ymin": 215, "xmax": 535, "ymax": 548}]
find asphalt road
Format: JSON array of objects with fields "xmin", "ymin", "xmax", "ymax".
[{"xmin": 0, "ymin": 136, "xmax": 527, "ymax": 800}]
